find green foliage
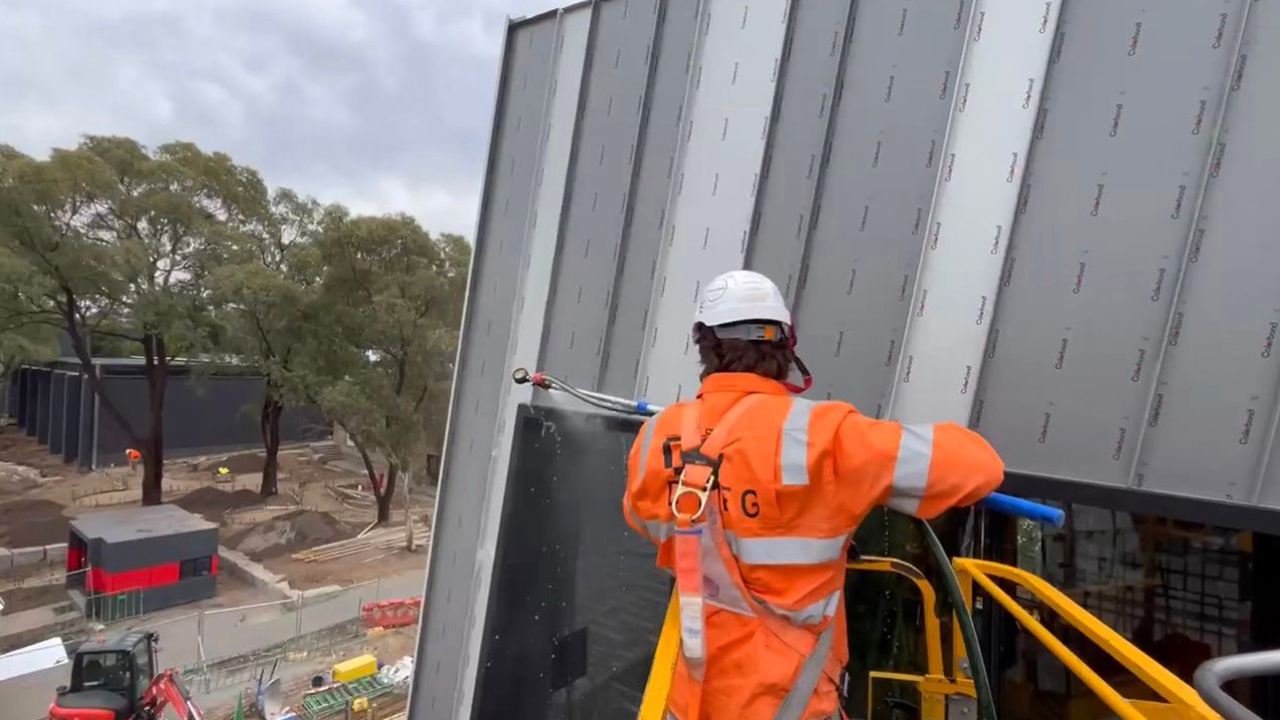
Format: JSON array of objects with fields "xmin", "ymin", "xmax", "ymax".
[
  {"xmin": 302, "ymin": 212, "xmax": 469, "ymax": 478},
  {"xmin": 0, "ymin": 137, "xmax": 267, "ymax": 360},
  {"xmin": 0, "ymin": 134, "xmax": 470, "ymax": 509}
]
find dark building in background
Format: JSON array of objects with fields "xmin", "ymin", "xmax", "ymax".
[
  {"xmin": 66, "ymin": 504, "xmax": 219, "ymax": 617},
  {"xmin": 4, "ymin": 358, "xmax": 328, "ymax": 470}
]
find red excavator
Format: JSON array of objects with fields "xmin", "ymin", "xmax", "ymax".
[{"xmin": 48, "ymin": 630, "xmax": 204, "ymax": 720}]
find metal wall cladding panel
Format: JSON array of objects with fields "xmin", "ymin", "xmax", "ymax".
[
  {"xmin": 36, "ymin": 369, "xmax": 51, "ymax": 443},
  {"xmin": 792, "ymin": 0, "xmax": 971, "ymax": 414},
  {"xmin": 63, "ymin": 374, "xmax": 82, "ymax": 463},
  {"xmin": 639, "ymin": 0, "xmax": 791, "ymax": 404},
  {"xmin": 747, "ymin": 0, "xmax": 853, "ymax": 299},
  {"xmin": 513, "ymin": 7, "xmax": 594, "ymax": 386},
  {"xmin": 49, "ymin": 372, "xmax": 66, "ymax": 454},
  {"xmin": 25, "ymin": 368, "xmax": 40, "ymax": 434},
  {"xmin": 541, "ymin": 0, "xmax": 663, "ymax": 390},
  {"xmin": 78, "ymin": 374, "xmax": 95, "ymax": 470},
  {"xmin": 93, "ymin": 375, "xmax": 327, "ymax": 466},
  {"xmin": 418, "ymin": 14, "xmax": 559, "ymax": 719},
  {"xmin": 599, "ymin": 0, "xmax": 700, "ymax": 397},
  {"xmin": 1136, "ymin": 0, "xmax": 1280, "ymax": 507},
  {"xmin": 454, "ymin": 7, "xmax": 593, "ymax": 718},
  {"xmin": 890, "ymin": 0, "xmax": 1061, "ymax": 426},
  {"xmin": 973, "ymin": 0, "xmax": 1248, "ymax": 486}
]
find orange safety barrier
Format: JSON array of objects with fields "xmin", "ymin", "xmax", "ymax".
[{"xmin": 361, "ymin": 597, "xmax": 423, "ymax": 629}]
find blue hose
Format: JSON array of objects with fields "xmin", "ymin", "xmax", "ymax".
[{"xmin": 979, "ymin": 492, "xmax": 1065, "ymax": 527}]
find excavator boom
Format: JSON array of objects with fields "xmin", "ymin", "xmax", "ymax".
[{"xmin": 139, "ymin": 670, "xmax": 204, "ymax": 720}]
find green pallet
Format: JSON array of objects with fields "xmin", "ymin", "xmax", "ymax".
[{"xmin": 300, "ymin": 675, "xmax": 395, "ymax": 719}]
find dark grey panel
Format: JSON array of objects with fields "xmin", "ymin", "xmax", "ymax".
[
  {"xmin": 103, "ymin": 529, "xmax": 218, "ymax": 572},
  {"xmin": 1130, "ymin": 0, "xmax": 1280, "ymax": 507},
  {"xmin": 473, "ymin": 404, "xmax": 667, "ymax": 720},
  {"xmin": 598, "ymin": 0, "xmax": 700, "ymax": 397},
  {"xmin": 142, "ymin": 576, "xmax": 217, "ymax": 612},
  {"xmin": 50, "ymin": 372, "xmax": 66, "ymax": 454},
  {"xmin": 793, "ymin": 0, "xmax": 971, "ymax": 415},
  {"xmin": 419, "ymin": 15, "xmax": 560, "ymax": 717},
  {"xmin": 36, "ymin": 369, "xmax": 51, "ymax": 443},
  {"xmin": 94, "ymin": 375, "xmax": 327, "ymax": 467},
  {"xmin": 63, "ymin": 374, "xmax": 82, "ymax": 463},
  {"xmin": 747, "ymin": 0, "xmax": 853, "ymax": 299},
  {"xmin": 974, "ymin": 0, "xmax": 1248, "ymax": 487},
  {"xmin": 25, "ymin": 368, "xmax": 40, "ymax": 434},
  {"xmin": 79, "ymin": 373, "xmax": 95, "ymax": 471},
  {"xmin": 541, "ymin": 0, "xmax": 663, "ymax": 390}
]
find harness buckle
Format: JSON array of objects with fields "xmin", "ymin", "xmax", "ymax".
[{"xmin": 671, "ymin": 467, "xmax": 715, "ymax": 521}]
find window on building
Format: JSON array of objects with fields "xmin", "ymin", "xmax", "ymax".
[{"xmin": 180, "ymin": 556, "xmax": 213, "ymax": 580}]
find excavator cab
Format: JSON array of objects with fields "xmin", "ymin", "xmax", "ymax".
[{"xmin": 50, "ymin": 631, "xmax": 157, "ymax": 720}]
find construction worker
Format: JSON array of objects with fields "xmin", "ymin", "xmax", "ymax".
[{"xmin": 623, "ymin": 270, "xmax": 1005, "ymax": 720}]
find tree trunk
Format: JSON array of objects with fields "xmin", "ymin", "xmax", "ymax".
[
  {"xmin": 377, "ymin": 462, "xmax": 399, "ymax": 525},
  {"xmin": 402, "ymin": 467, "xmax": 415, "ymax": 551},
  {"xmin": 349, "ymin": 432, "xmax": 395, "ymax": 525},
  {"xmin": 140, "ymin": 334, "xmax": 168, "ymax": 506},
  {"xmin": 259, "ymin": 395, "xmax": 283, "ymax": 497},
  {"xmin": 60, "ymin": 294, "xmax": 145, "ymax": 457}
]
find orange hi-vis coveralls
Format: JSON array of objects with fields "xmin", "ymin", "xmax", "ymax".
[{"xmin": 623, "ymin": 373, "xmax": 1005, "ymax": 720}]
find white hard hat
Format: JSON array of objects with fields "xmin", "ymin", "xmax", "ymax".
[{"xmin": 694, "ymin": 270, "xmax": 791, "ymax": 329}]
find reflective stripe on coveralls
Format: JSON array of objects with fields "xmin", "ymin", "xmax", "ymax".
[
  {"xmin": 670, "ymin": 397, "xmax": 843, "ymax": 720},
  {"xmin": 623, "ymin": 373, "xmax": 1006, "ymax": 719},
  {"xmin": 778, "ymin": 399, "xmax": 938, "ymax": 511}
]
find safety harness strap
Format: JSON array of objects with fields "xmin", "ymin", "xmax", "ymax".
[
  {"xmin": 773, "ymin": 622, "xmax": 835, "ymax": 720},
  {"xmin": 670, "ymin": 395, "xmax": 844, "ymax": 720}
]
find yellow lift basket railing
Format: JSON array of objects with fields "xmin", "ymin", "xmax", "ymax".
[{"xmin": 638, "ymin": 557, "xmax": 1223, "ymax": 720}]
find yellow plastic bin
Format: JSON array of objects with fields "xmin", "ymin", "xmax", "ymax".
[{"xmin": 332, "ymin": 654, "xmax": 378, "ymax": 683}]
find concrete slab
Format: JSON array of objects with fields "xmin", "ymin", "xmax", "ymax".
[
  {"xmin": 216, "ymin": 547, "xmax": 291, "ymax": 597},
  {"xmin": 10, "ymin": 547, "xmax": 44, "ymax": 568},
  {"xmin": 0, "ymin": 549, "xmax": 13, "ymax": 574},
  {"xmin": 43, "ymin": 545, "xmax": 66, "ymax": 564}
]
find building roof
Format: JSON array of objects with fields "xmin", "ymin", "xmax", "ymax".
[
  {"xmin": 77, "ymin": 630, "xmax": 153, "ymax": 654},
  {"xmin": 69, "ymin": 504, "xmax": 216, "ymax": 543}
]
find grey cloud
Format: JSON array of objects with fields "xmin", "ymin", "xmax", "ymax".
[{"xmin": 0, "ymin": 0, "xmax": 556, "ymax": 235}]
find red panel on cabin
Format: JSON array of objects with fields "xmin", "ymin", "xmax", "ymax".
[
  {"xmin": 87, "ymin": 563, "xmax": 183, "ymax": 594},
  {"xmin": 150, "ymin": 563, "xmax": 179, "ymax": 586}
]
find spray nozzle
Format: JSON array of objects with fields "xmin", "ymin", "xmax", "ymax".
[{"xmin": 512, "ymin": 368, "xmax": 551, "ymax": 389}]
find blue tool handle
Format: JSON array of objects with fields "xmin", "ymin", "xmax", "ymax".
[{"xmin": 979, "ymin": 492, "xmax": 1065, "ymax": 527}]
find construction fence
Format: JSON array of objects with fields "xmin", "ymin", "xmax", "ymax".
[{"xmin": 3, "ymin": 572, "xmax": 424, "ymax": 720}]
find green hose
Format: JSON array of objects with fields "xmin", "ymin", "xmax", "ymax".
[{"xmin": 919, "ymin": 518, "xmax": 998, "ymax": 720}]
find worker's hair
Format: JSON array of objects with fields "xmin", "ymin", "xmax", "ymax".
[{"xmin": 695, "ymin": 324, "xmax": 793, "ymax": 381}]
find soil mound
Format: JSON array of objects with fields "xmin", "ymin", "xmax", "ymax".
[
  {"xmin": 174, "ymin": 487, "xmax": 263, "ymax": 522},
  {"xmin": 195, "ymin": 451, "xmax": 266, "ymax": 475},
  {"xmin": 0, "ymin": 499, "xmax": 69, "ymax": 546},
  {"xmin": 229, "ymin": 510, "xmax": 350, "ymax": 560}
]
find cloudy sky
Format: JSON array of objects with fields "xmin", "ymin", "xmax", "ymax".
[{"xmin": 0, "ymin": 0, "xmax": 557, "ymax": 237}]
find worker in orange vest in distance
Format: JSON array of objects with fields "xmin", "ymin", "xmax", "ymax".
[{"xmin": 623, "ymin": 270, "xmax": 1006, "ymax": 720}]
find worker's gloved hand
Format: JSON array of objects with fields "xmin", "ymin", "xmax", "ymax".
[{"xmin": 846, "ymin": 542, "xmax": 862, "ymax": 562}]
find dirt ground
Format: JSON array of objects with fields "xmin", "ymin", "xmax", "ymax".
[
  {"xmin": 0, "ymin": 435, "xmax": 435, "ymax": 601},
  {"xmin": 262, "ymin": 545, "xmax": 429, "ymax": 590},
  {"xmin": 0, "ymin": 498, "xmax": 70, "ymax": 546},
  {"xmin": 175, "ymin": 487, "xmax": 265, "ymax": 522},
  {"xmin": 0, "ymin": 581, "xmax": 73, "ymax": 613},
  {"xmin": 226, "ymin": 510, "xmax": 355, "ymax": 560},
  {"xmin": 0, "ymin": 430, "xmax": 86, "ymax": 480}
]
